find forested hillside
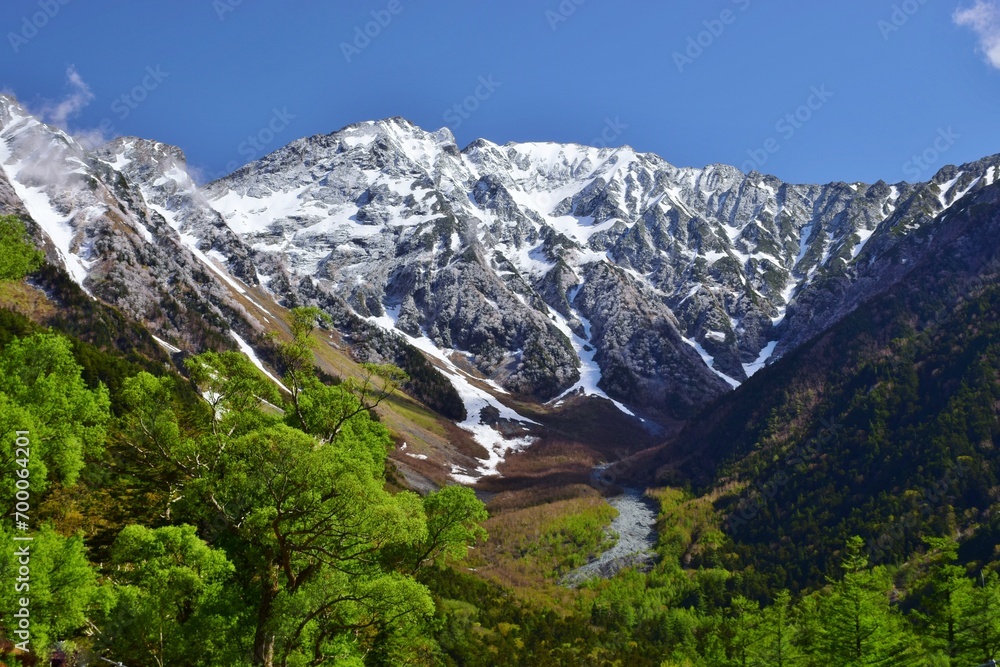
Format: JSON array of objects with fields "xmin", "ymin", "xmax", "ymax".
[
  {"xmin": 1, "ymin": 206, "xmax": 999, "ymax": 667},
  {"xmin": 0, "ymin": 216, "xmax": 487, "ymax": 666}
]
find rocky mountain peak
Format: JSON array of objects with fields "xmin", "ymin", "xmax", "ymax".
[{"xmin": 4, "ymin": 98, "xmax": 1000, "ymax": 482}]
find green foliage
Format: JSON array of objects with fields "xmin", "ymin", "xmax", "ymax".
[
  {"xmin": 1, "ymin": 224, "xmax": 998, "ymax": 667},
  {"xmin": 0, "ymin": 525, "xmax": 96, "ymax": 652},
  {"xmin": 110, "ymin": 338, "xmax": 484, "ymax": 665},
  {"xmin": 804, "ymin": 536, "xmax": 914, "ymax": 666},
  {"xmin": 957, "ymin": 570, "xmax": 1000, "ymax": 665},
  {"xmin": 0, "ymin": 215, "xmax": 43, "ymax": 282},
  {"xmin": 663, "ymin": 280, "xmax": 1000, "ymax": 592},
  {"xmin": 0, "ymin": 333, "xmax": 110, "ymax": 487},
  {"xmin": 390, "ymin": 485, "xmax": 488, "ymax": 573},
  {"xmin": 95, "ymin": 524, "xmax": 241, "ymax": 667},
  {"xmin": 186, "ymin": 350, "xmax": 285, "ymax": 440}
]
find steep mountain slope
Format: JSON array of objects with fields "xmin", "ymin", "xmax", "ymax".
[
  {"xmin": 0, "ymin": 95, "xmax": 265, "ymax": 353},
  {"xmin": 0, "ymin": 96, "xmax": 480, "ymax": 489},
  {"xmin": 4, "ymin": 91, "xmax": 1000, "ymax": 487},
  {"xmin": 202, "ymin": 117, "xmax": 1000, "ymax": 417},
  {"xmin": 625, "ymin": 175, "xmax": 1000, "ymax": 589}
]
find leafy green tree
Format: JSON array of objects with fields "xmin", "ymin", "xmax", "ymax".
[
  {"xmin": 756, "ymin": 590, "xmax": 798, "ymax": 666},
  {"xmin": 0, "ymin": 333, "xmax": 107, "ymax": 657},
  {"xmin": 272, "ymin": 306, "xmax": 330, "ymax": 426},
  {"xmin": 274, "ymin": 307, "xmax": 409, "ymax": 441},
  {"xmin": 909, "ymin": 537, "xmax": 971, "ymax": 665},
  {"xmin": 0, "ymin": 215, "xmax": 43, "ymax": 281},
  {"xmin": 385, "ymin": 485, "xmax": 488, "ymax": 574},
  {"xmin": 725, "ymin": 595, "xmax": 762, "ymax": 667},
  {"xmin": 957, "ymin": 570, "xmax": 1000, "ymax": 665},
  {"xmin": 294, "ymin": 363, "xmax": 407, "ymax": 446},
  {"xmin": 96, "ymin": 524, "xmax": 242, "ymax": 667},
  {"xmin": 117, "ymin": 335, "xmax": 487, "ymax": 666},
  {"xmin": 186, "ymin": 351, "xmax": 284, "ymax": 422},
  {"xmin": 205, "ymin": 422, "xmax": 431, "ymax": 666},
  {"xmin": 0, "ymin": 333, "xmax": 110, "ymax": 488},
  {"xmin": 116, "ymin": 372, "xmax": 209, "ymax": 523},
  {"xmin": 807, "ymin": 536, "xmax": 914, "ymax": 666},
  {"xmin": 0, "ymin": 525, "xmax": 96, "ymax": 655}
]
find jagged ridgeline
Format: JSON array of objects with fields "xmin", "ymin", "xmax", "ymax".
[
  {"xmin": 1, "ymin": 90, "xmax": 1000, "ymax": 666},
  {"xmin": 643, "ymin": 175, "xmax": 1000, "ymax": 592},
  {"xmin": 4, "ymin": 91, "xmax": 998, "ymax": 437}
]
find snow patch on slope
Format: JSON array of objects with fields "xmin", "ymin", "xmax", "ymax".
[
  {"xmin": 743, "ymin": 341, "xmax": 778, "ymax": 378},
  {"xmin": 229, "ymin": 331, "xmax": 289, "ymax": 392},
  {"xmin": 368, "ymin": 307, "xmax": 539, "ymax": 483},
  {"xmin": 683, "ymin": 337, "xmax": 740, "ymax": 389},
  {"xmin": 152, "ymin": 335, "xmax": 181, "ymax": 354},
  {"xmin": 850, "ymin": 229, "xmax": 875, "ymax": 260},
  {"xmin": 0, "ymin": 132, "xmax": 92, "ymax": 290},
  {"xmin": 547, "ymin": 290, "xmax": 637, "ymax": 417}
]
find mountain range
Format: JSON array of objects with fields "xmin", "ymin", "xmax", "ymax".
[{"xmin": 2, "ymin": 92, "xmax": 998, "ymax": 487}]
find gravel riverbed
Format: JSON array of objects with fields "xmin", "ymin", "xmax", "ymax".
[{"xmin": 562, "ymin": 476, "xmax": 659, "ymax": 585}]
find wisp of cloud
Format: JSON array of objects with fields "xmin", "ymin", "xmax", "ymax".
[
  {"xmin": 954, "ymin": 0, "xmax": 1000, "ymax": 70},
  {"xmin": 41, "ymin": 65, "xmax": 94, "ymax": 126}
]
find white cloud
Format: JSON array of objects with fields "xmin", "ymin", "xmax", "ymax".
[
  {"xmin": 29, "ymin": 66, "xmax": 111, "ymax": 148},
  {"xmin": 954, "ymin": 0, "xmax": 1000, "ymax": 70},
  {"xmin": 41, "ymin": 65, "xmax": 95, "ymax": 127}
]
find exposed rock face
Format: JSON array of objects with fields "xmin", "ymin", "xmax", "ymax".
[
  {"xmin": 3, "ymin": 93, "xmax": 999, "ymax": 425},
  {"xmin": 199, "ymin": 117, "xmax": 1000, "ymax": 419},
  {"xmin": 0, "ymin": 95, "xmax": 273, "ymax": 352}
]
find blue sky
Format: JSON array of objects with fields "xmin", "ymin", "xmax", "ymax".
[{"xmin": 2, "ymin": 0, "xmax": 999, "ymax": 185}]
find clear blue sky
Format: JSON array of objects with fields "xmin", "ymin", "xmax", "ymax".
[{"xmin": 2, "ymin": 0, "xmax": 999, "ymax": 185}]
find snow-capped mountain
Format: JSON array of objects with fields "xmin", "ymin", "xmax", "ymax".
[
  {"xmin": 0, "ymin": 95, "xmax": 275, "ymax": 357},
  {"xmin": 199, "ymin": 116, "xmax": 999, "ymax": 412},
  {"xmin": 3, "ymin": 92, "xmax": 999, "ymax": 482}
]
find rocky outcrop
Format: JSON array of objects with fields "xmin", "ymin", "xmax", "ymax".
[{"xmin": 4, "ymin": 92, "xmax": 999, "ymax": 424}]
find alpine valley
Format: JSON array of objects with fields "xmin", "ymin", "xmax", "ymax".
[{"xmin": 2, "ymin": 90, "xmax": 1000, "ymax": 665}]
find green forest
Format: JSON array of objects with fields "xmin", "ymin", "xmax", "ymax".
[{"xmin": 0, "ymin": 212, "xmax": 999, "ymax": 666}]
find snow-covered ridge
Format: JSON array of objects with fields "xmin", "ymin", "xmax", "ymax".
[{"xmin": 4, "ymin": 93, "xmax": 999, "ymax": 483}]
